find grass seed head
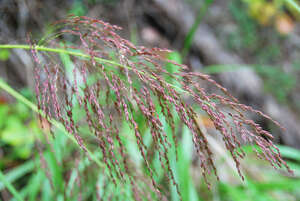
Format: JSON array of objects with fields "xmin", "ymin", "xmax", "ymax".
[{"xmin": 31, "ymin": 15, "xmax": 292, "ymax": 200}]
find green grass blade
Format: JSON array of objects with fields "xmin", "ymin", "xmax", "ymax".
[
  {"xmin": 202, "ymin": 65, "xmax": 248, "ymax": 74},
  {"xmin": 285, "ymin": 0, "xmax": 300, "ymax": 13},
  {"xmin": 0, "ymin": 160, "xmax": 35, "ymax": 191},
  {"xmin": 0, "ymin": 169, "xmax": 24, "ymax": 201},
  {"xmin": 277, "ymin": 145, "xmax": 300, "ymax": 161},
  {"xmin": 182, "ymin": 0, "xmax": 213, "ymax": 58},
  {"xmin": 27, "ymin": 171, "xmax": 45, "ymax": 201}
]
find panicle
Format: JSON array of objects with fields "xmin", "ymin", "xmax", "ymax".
[{"xmin": 31, "ymin": 15, "xmax": 292, "ymax": 200}]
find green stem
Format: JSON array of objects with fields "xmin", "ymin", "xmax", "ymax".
[
  {"xmin": 182, "ymin": 0, "xmax": 213, "ymax": 58},
  {"xmin": 0, "ymin": 169, "xmax": 24, "ymax": 201},
  {"xmin": 0, "ymin": 44, "xmax": 122, "ymax": 68},
  {"xmin": 0, "ymin": 44, "xmax": 213, "ymax": 108},
  {"xmin": 0, "ymin": 79, "xmax": 103, "ymax": 168},
  {"xmin": 0, "ymin": 44, "xmax": 179, "ymax": 88}
]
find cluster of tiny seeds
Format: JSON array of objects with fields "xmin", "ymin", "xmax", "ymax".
[{"xmin": 30, "ymin": 15, "xmax": 292, "ymax": 200}]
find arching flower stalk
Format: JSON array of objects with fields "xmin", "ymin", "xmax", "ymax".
[{"xmin": 28, "ymin": 15, "xmax": 292, "ymax": 200}]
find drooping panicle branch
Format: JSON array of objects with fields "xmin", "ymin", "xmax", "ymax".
[{"xmin": 29, "ymin": 15, "xmax": 292, "ymax": 200}]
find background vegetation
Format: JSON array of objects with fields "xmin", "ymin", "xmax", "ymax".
[{"xmin": 1, "ymin": 0, "xmax": 300, "ymax": 200}]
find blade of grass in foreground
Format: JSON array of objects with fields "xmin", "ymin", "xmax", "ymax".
[
  {"xmin": 0, "ymin": 161, "xmax": 35, "ymax": 191},
  {"xmin": 0, "ymin": 169, "xmax": 24, "ymax": 201}
]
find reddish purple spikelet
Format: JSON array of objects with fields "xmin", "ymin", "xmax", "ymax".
[{"xmin": 30, "ymin": 15, "xmax": 293, "ymax": 200}]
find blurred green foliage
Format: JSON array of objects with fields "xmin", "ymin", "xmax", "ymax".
[
  {"xmin": 214, "ymin": 144, "xmax": 300, "ymax": 201},
  {"xmin": 255, "ymin": 65, "xmax": 297, "ymax": 103},
  {"xmin": 0, "ymin": 49, "xmax": 10, "ymax": 61},
  {"xmin": 228, "ymin": 1, "xmax": 259, "ymax": 52},
  {"xmin": 227, "ymin": 0, "xmax": 299, "ymax": 103},
  {"xmin": 69, "ymin": 1, "xmax": 87, "ymax": 16},
  {"xmin": 1, "ymin": 95, "xmax": 299, "ymax": 200},
  {"xmin": 0, "ymin": 89, "xmax": 36, "ymax": 162}
]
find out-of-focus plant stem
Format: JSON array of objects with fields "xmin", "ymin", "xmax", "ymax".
[
  {"xmin": 182, "ymin": 0, "xmax": 213, "ymax": 58},
  {"xmin": 0, "ymin": 169, "xmax": 24, "ymax": 201},
  {"xmin": 285, "ymin": 0, "xmax": 300, "ymax": 13}
]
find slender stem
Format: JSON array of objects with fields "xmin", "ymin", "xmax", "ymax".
[
  {"xmin": 0, "ymin": 44, "xmax": 213, "ymax": 108},
  {"xmin": 0, "ymin": 44, "xmax": 122, "ymax": 68},
  {"xmin": 182, "ymin": 0, "xmax": 213, "ymax": 58},
  {"xmin": 1, "ymin": 44, "xmax": 180, "ymax": 89},
  {"xmin": 0, "ymin": 79, "xmax": 104, "ymax": 168}
]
